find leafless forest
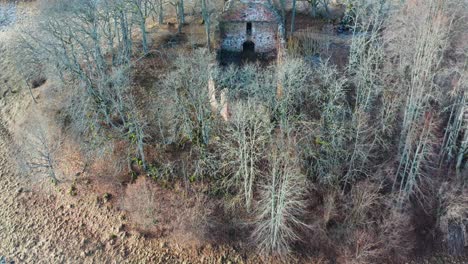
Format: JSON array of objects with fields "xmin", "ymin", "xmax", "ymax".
[{"xmin": 0, "ymin": 0, "xmax": 467, "ymax": 263}]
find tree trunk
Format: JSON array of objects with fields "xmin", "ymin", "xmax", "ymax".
[
  {"xmin": 290, "ymin": 0, "xmax": 297, "ymax": 36},
  {"xmin": 175, "ymin": 2, "xmax": 182, "ymax": 33},
  {"xmin": 201, "ymin": 0, "xmax": 211, "ymax": 51},
  {"xmin": 311, "ymin": 6, "xmax": 317, "ymax": 18},
  {"xmin": 140, "ymin": 19, "xmax": 148, "ymax": 54},
  {"xmin": 309, "ymin": 0, "xmax": 318, "ymax": 18},
  {"xmin": 279, "ymin": 0, "xmax": 286, "ymax": 31},
  {"xmin": 27, "ymin": 83, "xmax": 38, "ymax": 104},
  {"xmin": 159, "ymin": 0, "xmax": 164, "ymax": 24},
  {"xmin": 179, "ymin": 0, "xmax": 185, "ymax": 24},
  {"xmin": 447, "ymin": 220, "xmax": 466, "ymax": 256},
  {"xmin": 322, "ymin": 0, "xmax": 330, "ymax": 17}
]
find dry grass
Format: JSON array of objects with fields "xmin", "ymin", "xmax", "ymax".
[
  {"xmin": 288, "ymin": 28, "xmax": 332, "ymax": 58},
  {"xmin": 120, "ymin": 176, "xmax": 214, "ymax": 241},
  {"xmin": 344, "ymin": 182, "xmax": 381, "ymax": 228},
  {"xmin": 438, "ymin": 184, "xmax": 468, "ymax": 255}
]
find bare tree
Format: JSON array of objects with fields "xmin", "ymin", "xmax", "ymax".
[
  {"xmin": 160, "ymin": 49, "xmax": 216, "ymax": 145},
  {"xmin": 252, "ymin": 132, "xmax": 308, "ymax": 256},
  {"xmin": 439, "ymin": 60, "xmax": 467, "ymax": 180},
  {"xmin": 307, "ymin": 0, "xmax": 329, "ymax": 17},
  {"xmin": 170, "ymin": 0, "xmax": 185, "ymax": 33},
  {"xmin": 220, "ymin": 99, "xmax": 273, "ymax": 211},
  {"xmin": 19, "ymin": 120, "xmax": 62, "ymax": 185},
  {"xmin": 290, "ymin": 0, "xmax": 297, "ymax": 35},
  {"xmin": 18, "ymin": 0, "xmax": 152, "ymax": 166},
  {"xmin": 158, "ymin": 0, "xmax": 165, "ymax": 24},
  {"xmin": 343, "ymin": 0, "xmax": 388, "ymax": 185},
  {"xmin": 201, "ymin": 0, "xmax": 213, "ymax": 51},
  {"xmin": 277, "ymin": 0, "xmax": 286, "ymax": 33},
  {"xmin": 301, "ymin": 61, "xmax": 350, "ymax": 185},
  {"xmin": 387, "ymin": 0, "xmax": 454, "ymax": 206},
  {"xmin": 128, "ymin": 0, "xmax": 155, "ymax": 54}
]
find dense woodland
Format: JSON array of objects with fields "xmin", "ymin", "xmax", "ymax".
[{"xmin": 1, "ymin": 0, "xmax": 467, "ymax": 262}]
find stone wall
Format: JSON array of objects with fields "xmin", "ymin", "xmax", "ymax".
[
  {"xmin": 251, "ymin": 23, "xmax": 277, "ymax": 53},
  {"xmin": 220, "ymin": 22, "xmax": 246, "ymax": 52},
  {"xmin": 220, "ymin": 22, "xmax": 277, "ymax": 53}
]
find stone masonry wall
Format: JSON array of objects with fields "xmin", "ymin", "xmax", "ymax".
[
  {"xmin": 220, "ymin": 22, "xmax": 246, "ymax": 52},
  {"xmin": 251, "ymin": 23, "xmax": 277, "ymax": 53},
  {"xmin": 220, "ymin": 22, "xmax": 277, "ymax": 53}
]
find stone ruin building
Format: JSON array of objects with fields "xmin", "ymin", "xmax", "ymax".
[
  {"xmin": 211, "ymin": 0, "xmax": 287, "ymax": 120},
  {"xmin": 218, "ymin": 0, "xmax": 284, "ymax": 64}
]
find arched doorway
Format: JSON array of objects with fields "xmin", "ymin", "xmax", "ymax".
[
  {"xmin": 242, "ymin": 40, "xmax": 256, "ymax": 62},
  {"xmin": 243, "ymin": 40, "xmax": 255, "ymax": 53}
]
